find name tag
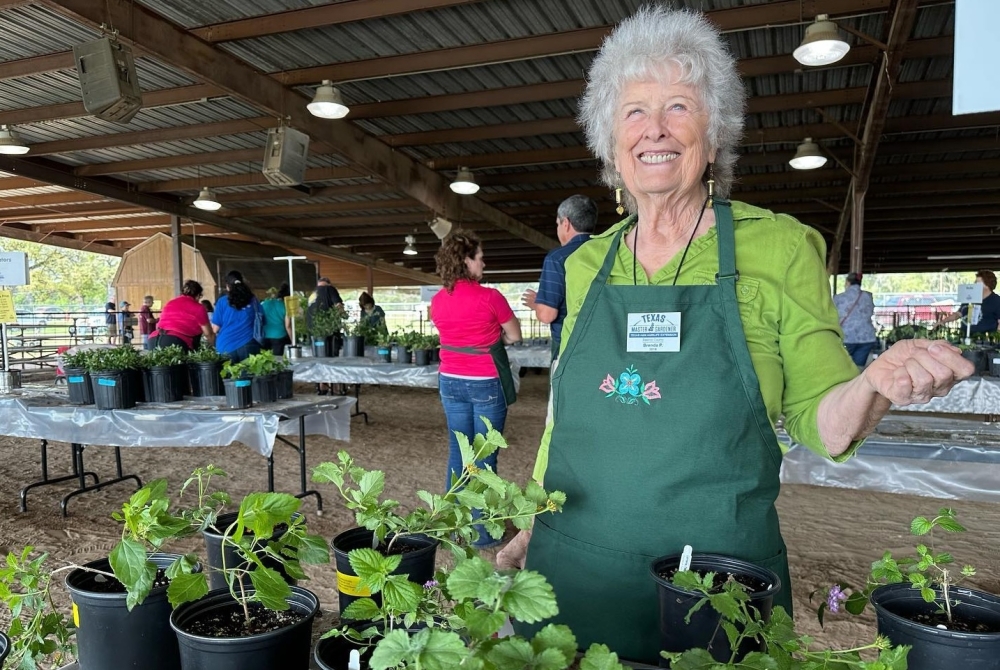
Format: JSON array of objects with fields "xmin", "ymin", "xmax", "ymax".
[{"xmin": 627, "ymin": 312, "xmax": 681, "ymax": 353}]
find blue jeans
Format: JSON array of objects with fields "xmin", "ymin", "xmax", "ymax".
[
  {"xmin": 225, "ymin": 340, "xmax": 261, "ymax": 364},
  {"xmin": 439, "ymin": 375, "xmax": 508, "ymax": 548},
  {"xmin": 846, "ymin": 342, "xmax": 876, "ymax": 367}
]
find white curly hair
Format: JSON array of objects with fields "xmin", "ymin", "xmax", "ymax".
[{"xmin": 578, "ymin": 5, "xmax": 746, "ymax": 212}]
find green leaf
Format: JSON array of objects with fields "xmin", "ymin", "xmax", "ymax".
[
  {"xmin": 341, "ymin": 597, "xmax": 382, "ymax": 621},
  {"xmin": 580, "ymin": 643, "xmax": 628, "ymax": 670},
  {"xmin": 166, "ymin": 572, "xmax": 209, "ymax": 608},
  {"xmin": 248, "ymin": 566, "xmax": 292, "ymax": 611},
  {"xmin": 920, "ymin": 587, "xmax": 936, "ymax": 603},
  {"xmin": 108, "ymin": 538, "xmax": 156, "ymax": 610},
  {"xmin": 382, "ymin": 575, "xmax": 422, "ymax": 615},
  {"xmin": 474, "ymin": 468, "xmax": 507, "ymax": 495},
  {"xmin": 369, "ymin": 629, "xmax": 414, "ymax": 670},
  {"xmin": 501, "ymin": 569, "xmax": 559, "ymax": 623},
  {"xmin": 454, "ymin": 489, "xmax": 488, "ymax": 511},
  {"xmin": 446, "ymin": 556, "xmax": 495, "ymax": 601},
  {"xmin": 358, "ymin": 470, "xmax": 385, "ymax": 500},
  {"xmin": 524, "ymin": 480, "xmax": 548, "ymax": 505},
  {"xmin": 311, "ymin": 462, "xmax": 345, "ymax": 487},
  {"xmin": 844, "ymin": 592, "xmax": 868, "ymax": 615},
  {"xmin": 417, "ymin": 629, "xmax": 469, "ymax": 670},
  {"xmin": 348, "ymin": 548, "xmax": 387, "ymax": 587},
  {"xmin": 532, "ymin": 624, "xmax": 577, "ymax": 666},
  {"xmin": 238, "ymin": 493, "xmax": 300, "ymax": 537},
  {"xmin": 936, "ymin": 516, "xmax": 966, "ymax": 533},
  {"xmin": 455, "ymin": 431, "xmax": 475, "ymax": 469},
  {"xmin": 458, "ymin": 607, "xmax": 507, "ymax": 640},
  {"xmin": 486, "ymin": 638, "xmax": 535, "ymax": 670},
  {"xmin": 910, "ymin": 516, "xmax": 933, "ymax": 536},
  {"xmin": 708, "ymin": 591, "xmax": 742, "ymax": 621},
  {"xmin": 296, "ymin": 533, "xmax": 330, "ymax": 565}
]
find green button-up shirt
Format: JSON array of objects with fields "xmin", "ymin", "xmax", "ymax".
[{"xmin": 533, "ymin": 200, "xmax": 861, "ymax": 483}]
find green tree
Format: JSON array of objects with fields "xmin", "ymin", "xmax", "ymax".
[{"xmin": 0, "ymin": 239, "xmax": 119, "ymax": 308}]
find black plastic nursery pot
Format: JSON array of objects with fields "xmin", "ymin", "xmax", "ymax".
[
  {"xmin": 871, "ymin": 582, "xmax": 1000, "ymax": 670},
  {"xmin": 65, "ymin": 553, "xmax": 188, "ymax": 670},
  {"xmin": 961, "ymin": 349, "xmax": 989, "ymax": 375},
  {"xmin": 376, "ymin": 347, "xmax": 392, "ymax": 363},
  {"xmin": 189, "ymin": 361, "xmax": 224, "ymax": 397},
  {"xmin": 649, "ymin": 553, "xmax": 782, "ymax": 666},
  {"xmin": 413, "ymin": 349, "xmax": 431, "ymax": 367},
  {"xmin": 314, "ymin": 635, "xmax": 372, "ymax": 670},
  {"xmin": 0, "ymin": 631, "xmax": 9, "ymax": 668},
  {"xmin": 312, "ymin": 339, "xmax": 328, "ymax": 358},
  {"xmin": 989, "ymin": 353, "xmax": 1000, "ymax": 378},
  {"xmin": 90, "ymin": 370, "xmax": 139, "ymax": 410},
  {"xmin": 170, "ymin": 585, "xmax": 319, "ymax": 670},
  {"xmin": 343, "ymin": 336, "xmax": 366, "ymax": 358},
  {"xmin": 276, "ymin": 369, "xmax": 294, "ymax": 399},
  {"xmin": 201, "ymin": 511, "xmax": 299, "ymax": 592},
  {"xmin": 223, "ymin": 378, "xmax": 253, "ymax": 409},
  {"xmin": 143, "ymin": 364, "xmax": 188, "ymax": 403},
  {"xmin": 395, "ymin": 345, "xmax": 412, "ymax": 364},
  {"xmin": 251, "ymin": 373, "xmax": 278, "ymax": 404},
  {"xmin": 331, "ymin": 527, "xmax": 439, "ymax": 616},
  {"xmin": 65, "ymin": 366, "xmax": 94, "ymax": 405}
]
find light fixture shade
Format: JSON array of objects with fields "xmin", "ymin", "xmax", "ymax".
[
  {"xmin": 793, "ymin": 14, "xmax": 850, "ymax": 66},
  {"xmin": 307, "ymin": 80, "xmax": 349, "ymax": 119},
  {"xmin": 403, "ymin": 234, "xmax": 418, "ymax": 256},
  {"xmin": 789, "ymin": 138, "xmax": 828, "ymax": 170},
  {"xmin": 450, "ymin": 167, "xmax": 479, "ymax": 195},
  {"xmin": 192, "ymin": 187, "xmax": 222, "ymax": 211},
  {"xmin": 428, "ymin": 216, "xmax": 453, "ymax": 240},
  {"xmin": 0, "ymin": 125, "xmax": 29, "ymax": 155}
]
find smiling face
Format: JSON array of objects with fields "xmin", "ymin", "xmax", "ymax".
[
  {"xmin": 613, "ymin": 69, "xmax": 716, "ymax": 207},
  {"xmin": 464, "ymin": 246, "xmax": 485, "ymax": 281}
]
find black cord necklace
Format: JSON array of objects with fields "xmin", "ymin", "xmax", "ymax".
[{"xmin": 632, "ymin": 195, "xmax": 712, "ymax": 286}]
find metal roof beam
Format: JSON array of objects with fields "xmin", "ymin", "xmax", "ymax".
[
  {"xmin": 40, "ymin": 0, "xmax": 556, "ymax": 251},
  {"xmin": 0, "ymin": 224, "xmax": 123, "ymax": 255},
  {"xmin": 138, "ymin": 167, "xmax": 367, "ymax": 193}
]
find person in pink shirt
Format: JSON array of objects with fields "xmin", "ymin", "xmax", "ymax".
[
  {"xmin": 146, "ymin": 280, "xmax": 215, "ymax": 352},
  {"xmin": 432, "ymin": 230, "xmax": 521, "ymax": 548}
]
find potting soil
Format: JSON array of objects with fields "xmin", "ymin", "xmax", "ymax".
[
  {"xmin": 181, "ymin": 601, "xmax": 306, "ymax": 637},
  {"xmin": 80, "ymin": 567, "xmax": 169, "ymax": 594},
  {"xmin": 910, "ymin": 611, "xmax": 1000, "ymax": 633},
  {"xmin": 658, "ymin": 568, "xmax": 771, "ymax": 594}
]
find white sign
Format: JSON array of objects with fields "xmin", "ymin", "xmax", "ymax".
[
  {"xmin": 419, "ymin": 285, "xmax": 442, "ymax": 302},
  {"xmin": 957, "ymin": 283, "xmax": 983, "ymax": 305},
  {"xmin": 0, "ymin": 252, "xmax": 29, "ymax": 286},
  {"xmin": 626, "ymin": 312, "xmax": 681, "ymax": 353}
]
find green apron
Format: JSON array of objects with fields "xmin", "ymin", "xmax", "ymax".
[
  {"xmin": 440, "ymin": 336, "xmax": 517, "ymax": 406},
  {"xmin": 522, "ymin": 200, "xmax": 790, "ymax": 664}
]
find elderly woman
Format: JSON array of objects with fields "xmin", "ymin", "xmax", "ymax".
[
  {"xmin": 499, "ymin": 7, "xmax": 972, "ymax": 663},
  {"xmin": 432, "ymin": 230, "xmax": 521, "ymax": 547}
]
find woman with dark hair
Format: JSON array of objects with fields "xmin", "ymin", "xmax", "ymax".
[
  {"xmin": 211, "ymin": 270, "xmax": 262, "ymax": 363},
  {"xmin": 431, "ymin": 230, "xmax": 521, "ymax": 548},
  {"xmin": 262, "ymin": 283, "xmax": 292, "ymax": 356},
  {"xmin": 359, "ymin": 291, "xmax": 387, "ymax": 334},
  {"xmin": 146, "ymin": 280, "xmax": 214, "ymax": 352},
  {"xmin": 201, "ymin": 299, "xmax": 214, "ymax": 314}
]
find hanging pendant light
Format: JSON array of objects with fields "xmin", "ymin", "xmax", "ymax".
[
  {"xmin": 789, "ymin": 138, "xmax": 828, "ymax": 170},
  {"xmin": 193, "ymin": 186, "xmax": 222, "ymax": 211},
  {"xmin": 307, "ymin": 80, "xmax": 349, "ymax": 119},
  {"xmin": 793, "ymin": 14, "xmax": 850, "ymax": 66},
  {"xmin": 450, "ymin": 167, "xmax": 479, "ymax": 195},
  {"xmin": 0, "ymin": 125, "xmax": 30, "ymax": 154},
  {"xmin": 403, "ymin": 234, "xmax": 418, "ymax": 256}
]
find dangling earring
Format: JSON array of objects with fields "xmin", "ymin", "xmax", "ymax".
[
  {"xmin": 615, "ymin": 186, "xmax": 625, "ymax": 216},
  {"xmin": 706, "ymin": 163, "xmax": 715, "ymax": 205}
]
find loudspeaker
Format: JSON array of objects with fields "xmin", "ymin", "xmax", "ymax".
[
  {"xmin": 73, "ymin": 37, "xmax": 142, "ymax": 124},
  {"xmin": 262, "ymin": 126, "xmax": 310, "ymax": 186}
]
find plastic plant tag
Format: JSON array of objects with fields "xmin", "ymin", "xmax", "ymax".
[
  {"xmin": 68, "ymin": 376, "xmax": 85, "ymax": 383},
  {"xmin": 678, "ymin": 545, "xmax": 693, "ymax": 572}
]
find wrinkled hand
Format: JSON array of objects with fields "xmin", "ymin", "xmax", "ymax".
[
  {"xmin": 521, "ymin": 289, "xmax": 537, "ymax": 310},
  {"xmin": 496, "ymin": 529, "xmax": 531, "ymax": 570},
  {"xmin": 862, "ymin": 339, "xmax": 973, "ymax": 406}
]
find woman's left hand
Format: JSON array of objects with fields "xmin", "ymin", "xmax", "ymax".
[{"xmin": 861, "ymin": 339, "xmax": 974, "ymax": 406}]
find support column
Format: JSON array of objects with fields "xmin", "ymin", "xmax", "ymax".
[
  {"xmin": 367, "ymin": 266, "xmax": 374, "ymax": 297},
  {"xmin": 849, "ymin": 186, "xmax": 866, "ymax": 276},
  {"xmin": 170, "ymin": 215, "xmax": 183, "ymax": 295}
]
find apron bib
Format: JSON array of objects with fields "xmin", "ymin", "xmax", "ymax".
[{"xmin": 522, "ymin": 200, "xmax": 790, "ymax": 664}]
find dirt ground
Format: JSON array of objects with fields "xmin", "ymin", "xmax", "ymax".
[{"xmin": 2, "ymin": 371, "xmax": 999, "ymax": 659}]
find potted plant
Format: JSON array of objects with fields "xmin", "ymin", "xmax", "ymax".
[
  {"xmin": 187, "ymin": 344, "xmax": 229, "ymax": 397},
  {"xmin": 84, "ymin": 345, "xmax": 144, "ymax": 409},
  {"xmin": 390, "ymin": 331, "xmax": 411, "ymax": 365},
  {"xmin": 342, "ymin": 319, "xmax": 375, "ymax": 358},
  {"xmin": 141, "ymin": 344, "xmax": 189, "ymax": 403},
  {"xmin": 373, "ymin": 330, "xmax": 394, "ymax": 364},
  {"xmin": 312, "ymin": 419, "xmax": 565, "ymax": 616},
  {"xmin": 220, "ymin": 359, "xmax": 253, "ymax": 409},
  {"xmin": 660, "ymin": 567, "xmax": 908, "ymax": 669},
  {"xmin": 243, "ymin": 350, "xmax": 284, "ymax": 404},
  {"xmin": 817, "ymin": 508, "xmax": 1000, "ymax": 670},
  {"xmin": 62, "ymin": 347, "xmax": 96, "ymax": 404},
  {"xmin": 275, "ymin": 355, "xmax": 294, "ymax": 399},
  {"xmin": 427, "ymin": 333, "xmax": 440, "ymax": 363},
  {"xmin": 411, "ymin": 334, "xmax": 433, "ymax": 367},
  {"xmin": 309, "ymin": 305, "xmax": 347, "ymax": 358}
]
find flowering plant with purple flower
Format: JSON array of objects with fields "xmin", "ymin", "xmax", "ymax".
[{"xmin": 814, "ymin": 508, "xmax": 977, "ymax": 627}]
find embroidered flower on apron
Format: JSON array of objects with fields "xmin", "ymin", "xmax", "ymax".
[{"xmin": 600, "ymin": 365, "xmax": 660, "ymax": 404}]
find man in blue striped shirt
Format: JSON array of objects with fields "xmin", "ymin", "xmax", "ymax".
[{"xmin": 522, "ymin": 194, "xmax": 598, "ymax": 420}]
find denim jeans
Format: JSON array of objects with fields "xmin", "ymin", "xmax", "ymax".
[
  {"xmin": 226, "ymin": 340, "xmax": 262, "ymax": 364},
  {"xmin": 845, "ymin": 341, "xmax": 876, "ymax": 367},
  {"xmin": 438, "ymin": 374, "xmax": 507, "ymax": 547}
]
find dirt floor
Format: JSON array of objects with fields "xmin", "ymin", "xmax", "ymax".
[{"xmin": 2, "ymin": 371, "xmax": 999, "ymax": 661}]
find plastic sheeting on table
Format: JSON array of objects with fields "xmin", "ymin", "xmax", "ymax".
[
  {"xmin": 0, "ymin": 391, "xmax": 355, "ymax": 457},
  {"xmin": 891, "ymin": 376, "xmax": 1000, "ymax": 415},
  {"xmin": 291, "ymin": 357, "xmax": 523, "ymax": 392},
  {"xmin": 506, "ymin": 345, "xmax": 551, "ymax": 369},
  {"xmin": 779, "ymin": 415, "xmax": 1000, "ymax": 503}
]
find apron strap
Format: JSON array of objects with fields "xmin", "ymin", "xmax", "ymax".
[{"xmin": 440, "ymin": 338, "xmax": 517, "ymax": 406}]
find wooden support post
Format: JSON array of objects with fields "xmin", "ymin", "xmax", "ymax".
[
  {"xmin": 367, "ymin": 266, "xmax": 374, "ymax": 298},
  {"xmin": 170, "ymin": 215, "xmax": 183, "ymax": 295},
  {"xmin": 850, "ymin": 187, "xmax": 866, "ymax": 275}
]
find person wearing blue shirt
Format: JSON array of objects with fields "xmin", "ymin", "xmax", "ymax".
[
  {"xmin": 521, "ymin": 194, "xmax": 598, "ymax": 421},
  {"xmin": 212, "ymin": 270, "xmax": 262, "ymax": 363}
]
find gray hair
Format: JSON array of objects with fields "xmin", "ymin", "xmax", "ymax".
[
  {"xmin": 579, "ymin": 6, "xmax": 746, "ymax": 211},
  {"xmin": 557, "ymin": 194, "xmax": 598, "ymax": 233}
]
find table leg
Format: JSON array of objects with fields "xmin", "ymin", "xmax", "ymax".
[
  {"xmin": 272, "ymin": 416, "xmax": 323, "ymax": 512},
  {"xmin": 59, "ymin": 446, "xmax": 143, "ymax": 517},
  {"xmin": 19, "ymin": 439, "xmax": 100, "ymax": 513},
  {"xmin": 350, "ymin": 384, "xmax": 369, "ymax": 424}
]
